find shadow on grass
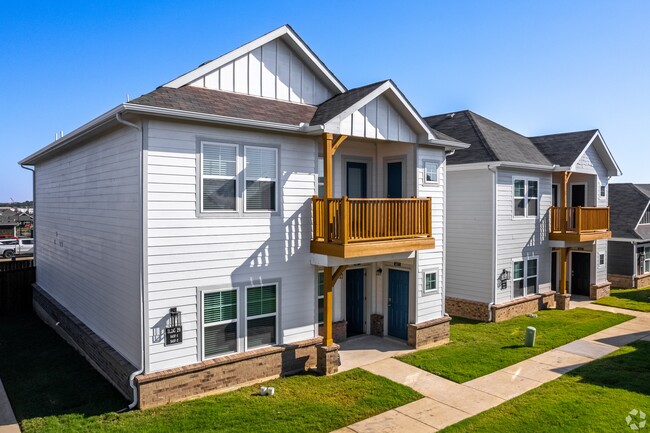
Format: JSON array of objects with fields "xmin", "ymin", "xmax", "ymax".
[
  {"xmin": 0, "ymin": 312, "xmax": 127, "ymax": 421},
  {"xmin": 565, "ymin": 340, "xmax": 650, "ymax": 396},
  {"xmin": 611, "ymin": 287, "xmax": 650, "ymax": 303}
]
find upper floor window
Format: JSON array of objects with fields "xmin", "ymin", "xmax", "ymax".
[
  {"xmin": 202, "ymin": 143, "xmax": 238, "ymax": 211},
  {"xmin": 641, "ymin": 208, "xmax": 650, "ymax": 225},
  {"xmin": 514, "ymin": 179, "xmax": 538, "ymax": 218},
  {"xmin": 245, "ymin": 146, "xmax": 278, "ymax": 212},
  {"xmin": 424, "ymin": 160, "xmax": 439, "ymax": 183},
  {"xmin": 317, "ymin": 157, "xmax": 325, "ymax": 197}
]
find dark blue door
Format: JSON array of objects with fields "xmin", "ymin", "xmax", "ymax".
[
  {"xmin": 387, "ymin": 162, "xmax": 403, "ymax": 198},
  {"xmin": 346, "ymin": 268, "xmax": 365, "ymax": 336},
  {"xmin": 388, "ymin": 269, "xmax": 409, "ymax": 340},
  {"xmin": 347, "ymin": 162, "xmax": 368, "ymax": 198}
]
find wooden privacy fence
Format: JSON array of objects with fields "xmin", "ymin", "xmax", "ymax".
[
  {"xmin": 550, "ymin": 207, "xmax": 610, "ymax": 233},
  {"xmin": 0, "ymin": 259, "xmax": 35, "ymax": 315},
  {"xmin": 313, "ymin": 196, "xmax": 432, "ymax": 244}
]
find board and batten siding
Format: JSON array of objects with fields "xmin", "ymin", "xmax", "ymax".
[
  {"xmin": 495, "ymin": 169, "xmax": 552, "ymax": 305},
  {"xmin": 415, "ymin": 146, "xmax": 445, "ymax": 323},
  {"xmin": 338, "ymin": 95, "xmax": 417, "ymax": 143},
  {"xmin": 445, "ymin": 169, "xmax": 494, "ymax": 304},
  {"xmin": 35, "ymin": 126, "xmax": 142, "ymax": 367},
  {"xmin": 145, "ymin": 120, "xmax": 317, "ymax": 373},
  {"xmin": 189, "ymin": 39, "xmax": 333, "ymax": 105}
]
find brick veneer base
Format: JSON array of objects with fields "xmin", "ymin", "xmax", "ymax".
[
  {"xmin": 608, "ymin": 274, "xmax": 634, "ymax": 288},
  {"xmin": 32, "ymin": 284, "xmax": 136, "ymax": 399},
  {"xmin": 317, "ymin": 344, "xmax": 340, "ymax": 376},
  {"xmin": 407, "ymin": 316, "xmax": 450, "ymax": 349},
  {"xmin": 491, "ymin": 292, "xmax": 556, "ymax": 323},
  {"xmin": 136, "ymin": 337, "xmax": 322, "ymax": 409},
  {"xmin": 637, "ymin": 274, "xmax": 650, "ymax": 289},
  {"xmin": 318, "ymin": 320, "xmax": 347, "ymax": 343},
  {"xmin": 445, "ymin": 297, "xmax": 491, "ymax": 321},
  {"xmin": 589, "ymin": 282, "xmax": 612, "ymax": 300},
  {"xmin": 555, "ymin": 293, "xmax": 571, "ymax": 310}
]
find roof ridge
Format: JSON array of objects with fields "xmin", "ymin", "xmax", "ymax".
[
  {"xmin": 465, "ymin": 111, "xmax": 499, "ymax": 162},
  {"xmin": 529, "ymin": 129, "xmax": 598, "ymax": 140}
]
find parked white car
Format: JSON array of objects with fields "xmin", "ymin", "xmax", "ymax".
[{"xmin": 0, "ymin": 238, "xmax": 34, "ymax": 258}]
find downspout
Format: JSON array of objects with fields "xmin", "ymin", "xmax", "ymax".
[
  {"xmin": 19, "ymin": 165, "xmax": 35, "ymax": 258},
  {"xmin": 443, "ymin": 149, "xmax": 455, "ymax": 317},
  {"xmin": 487, "ymin": 164, "xmax": 498, "ymax": 321},
  {"xmin": 115, "ymin": 112, "xmax": 145, "ymax": 410}
]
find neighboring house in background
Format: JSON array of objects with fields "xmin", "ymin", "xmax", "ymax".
[
  {"xmin": 0, "ymin": 208, "xmax": 33, "ymax": 238},
  {"xmin": 424, "ymin": 110, "xmax": 620, "ymax": 322},
  {"xmin": 20, "ymin": 25, "xmax": 467, "ymax": 409},
  {"xmin": 607, "ymin": 183, "xmax": 650, "ymax": 288}
]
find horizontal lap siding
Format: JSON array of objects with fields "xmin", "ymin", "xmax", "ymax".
[
  {"xmin": 446, "ymin": 169, "xmax": 494, "ymax": 303},
  {"xmin": 35, "ymin": 126, "xmax": 141, "ymax": 366},
  {"xmin": 496, "ymin": 169, "xmax": 552, "ymax": 304},
  {"xmin": 416, "ymin": 147, "xmax": 445, "ymax": 323},
  {"xmin": 146, "ymin": 120, "xmax": 316, "ymax": 372}
]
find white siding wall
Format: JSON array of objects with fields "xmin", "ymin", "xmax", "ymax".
[
  {"xmin": 415, "ymin": 146, "xmax": 446, "ymax": 323},
  {"xmin": 145, "ymin": 120, "xmax": 317, "ymax": 372},
  {"xmin": 445, "ymin": 169, "xmax": 494, "ymax": 303},
  {"xmin": 35, "ymin": 126, "xmax": 142, "ymax": 366},
  {"xmin": 495, "ymin": 169, "xmax": 552, "ymax": 304},
  {"xmin": 189, "ymin": 39, "xmax": 333, "ymax": 105},
  {"xmin": 595, "ymin": 239, "xmax": 608, "ymax": 284},
  {"xmin": 339, "ymin": 96, "xmax": 417, "ymax": 143}
]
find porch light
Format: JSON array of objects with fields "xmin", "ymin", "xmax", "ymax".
[
  {"xmin": 376, "ymin": 268, "xmax": 383, "ymax": 276},
  {"xmin": 169, "ymin": 307, "xmax": 182, "ymax": 328},
  {"xmin": 498, "ymin": 269, "xmax": 511, "ymax": 290}
]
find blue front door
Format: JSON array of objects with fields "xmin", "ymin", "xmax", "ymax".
[
  {"xmin": 346, "ymin": 268, "xmax": 365, "ymax": 336},
  {"xmin": 388, "ymin": 269, "xmax": 409, "ymax": 340}
]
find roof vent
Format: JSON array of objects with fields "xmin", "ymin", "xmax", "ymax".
[{"xmin": 447, "ymin": 113, "xmax": 456, "ymax": 118}]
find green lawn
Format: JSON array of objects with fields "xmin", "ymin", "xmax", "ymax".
[
  {"xmin": 441, "ymin": 341, "xmax": 650, "ymax": 432},
  {"xmin": 594, "ymin": 287, "xmax": 650, "ymax": 312},
  {"xmin": 0, "ymin": 314, "xmax": 421, "ymax": 433},
  {"xmin": 398, "ymin": 308, "xmax": 632, "ymax": 383}
]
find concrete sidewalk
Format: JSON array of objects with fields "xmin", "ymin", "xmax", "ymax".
[
  {"xmin": 0, "ymin": 379, "xmax": 19, "ymax": 433},
  {"xmin": 336, "ymin": 304, "xmax": 650, "ymax": 433}
]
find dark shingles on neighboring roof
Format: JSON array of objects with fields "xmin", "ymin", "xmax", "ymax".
[
  {"xmin": 609, "ymin": 183, "xmax": 650, "ymax": 240},
  {"xmin": 130, "ymin": 86, "xmax": 317, "ymax": 126},
  {"xmin": 424, "ymin": 110, "xmax": 550, "ymax": 166},
  {"xmin": 430, "ymin": 128, "xmax": 462, "ymax": 143},
  {"xmin": 310, "ymin": 81, "xmax": 385, "ymax": 125},
  {"xmin": 530, "ymin": 130, "xmax": 597, "ymax": 167},
  {"xmin": 634, "ymin": 184, "xmax": 650, "ymax": 198}
]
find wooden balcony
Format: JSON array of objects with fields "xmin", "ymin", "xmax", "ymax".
[
  {"xmin": 549, "ymin": 206, "xmax": 611, "ymax": 242},
  {"xmin": 311, "ymin": 196, "xmax": 435, "ymax": 258}
]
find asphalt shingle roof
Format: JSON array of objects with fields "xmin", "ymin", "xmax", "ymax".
[
  {"xmin": 424, "ymin": 111, "xmax": 550, "ymax": 166},
  {"xmin": 609, "ymin": 183, "xmax": 650, "ymax": 240},
  {"xmin": 310, "ymin": 81, "xmax": 385, "ymax": 125},
  {"xmin": 131, "ymin": 86, "xmax": 318, "ymax": 126},
  {"xmin": 529, "ymin": 130, "xmax": 597, "ymax": 167}
]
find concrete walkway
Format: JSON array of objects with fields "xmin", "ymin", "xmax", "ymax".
[
  {"xmin": 0, "ymin": 379, "xmax": 19, "ymax": 433},
  {"xmin": 336, "ymin": 303, "xmax": 650, "ymax": 433}
]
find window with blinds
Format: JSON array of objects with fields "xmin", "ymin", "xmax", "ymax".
[
  {"xmin": 203, "ymin": 289, "xmax": 238, "ymax": 358},
  {"xmin": 246, "ymin": 284, "xmax": 277, "ymax": 349},
  {"xmin": 245, "ymin": 146, "xmax": 277, "ymax": 211},
  {"xmin": 513, "ymin": 258, "xmax": 538, "ymax": 298},
  {"xmin": 202, "ymin": 143, "xmax": 237, "ymax": 211},
  {"xmin": 513, "ymin": 178, "xmax": 538, "ymax": 218}
]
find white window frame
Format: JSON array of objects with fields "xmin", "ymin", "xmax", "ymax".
[
  {"xmin": 599, "ymin": 253, "xmax": 606, "ymax": 268},
  {"xmin": 423, "ymin": 160, "xmax": 440, "ymax": 184},
  {"xmin": 513, "ymin": 178, "xmax": 539, "ymax": 219},
  {"xmin": 244, "ymin": 145, "xmax": 278, "ymax": 213},
  {"xmin": 640, "ymin": 207, "xmax": 650, "ymax": 225},
  {"xmin": 317, "ymin": 271, "xmax": 324, "ymax": 325},
  {"xmin": 512, "ymin": 257, "xmax": 538, "ymax": 298},
  {"xmin": 599, "ymin": 183, "xmax": 607, "ymax": 199},
  {"xmin": 644, "ymin": 247, "xmax": 650, "ymax": 274},
  {"xmin": 201, "ymin": 288, "xmax": 240, "ymax": 360},
  {"xmin": 422, "ymin": 269, "xmax": 439, "ymax": 294},
  {"xmin": 200, "ymin": 142, "xmax": 239, "ymax": 213},
  {"xmin": 245, "ymin": 282, "xmax": 279, "ymax": 350}
]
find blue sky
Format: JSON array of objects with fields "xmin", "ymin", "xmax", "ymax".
[{"xmin": 2, "ymin": 0, "xmax": 649, "ymax": 201}]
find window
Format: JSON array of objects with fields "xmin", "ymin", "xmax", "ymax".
[
  {"xmin": 644, "ymin": 247, "xmax": 650, "ymax": 274},
  {"xmin": 202, "ymin": 143, "xmax": 237, "ymax": 211},
  {"xmin": 203, "ymin": 289, "xmax": 238, "ymax": 358},
  {"xmin": 317, "ymin": 271, "xmax": 324, "ymax": 323},
  {"xmin": 246, "ymin": 284, "xmax": 277, "ymax": 349},
  {"xmin": 514, "ymin": 179, "xmax": 538, "ymax": 218},
  {"xmin": 424, "ymin": 160, "xmax": 439, "ymax": 183},
  {"xmin": 599, "ymin": 253, "xmax": 605, "ymax": 267},
  {"xmin": 513, "ymin": 258, "xmax": 538, "ymax": 298},
  {"xmin": 317, "ymin": 157, "xmax": 324, "ymax": 197},
  {"xmin": 641, "ymin": 209, "xmax": 650, "ymax": 225},
  {"xmin": 600, "ymin": 185, "xmax": 607, "ymax": 198},
  {"xmin": 423, "ymin": 271, "xmax": 438, "ymax": 293},
  {"xmin": 245, "ymin": 146, "xmax": 277, "ymax": 211}
]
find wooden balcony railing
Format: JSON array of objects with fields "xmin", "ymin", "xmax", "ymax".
[
  {"xmin": 311, "ymin": 196, "xmax": 435, "ymax": 257},
  {"xmin": 550, "ymin": 206, "xmax": 611, "ymax": 241}
]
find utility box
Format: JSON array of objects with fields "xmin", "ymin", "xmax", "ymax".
[{"xmin": 525, "ymin": 326, "xmax": 537, "ymax": 347}]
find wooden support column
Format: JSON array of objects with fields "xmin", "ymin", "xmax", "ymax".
[
  {"xmin": 323, "ymin": 266, "xmax": 334, "ymax": 346},
  {"xmin": 561, "ymin": 172, "xmax": 572, "ymax": 234},
  {"xmin": 560, "ymin": 247, "xmax": 568, "ymax": 295}
]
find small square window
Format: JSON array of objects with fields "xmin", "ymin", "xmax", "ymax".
[
  {"xmin": 424, "ymin": 161, "xmax": 439, "ymax": 183},
  {"xmin": 423, "ymin": 271, "xmax": 438, "ymax": 293},
  {"xmin": 599, "ymin": 253, "xmax": 605, "ymax": 266},
  {"xmin": 600, "ymin": 185, "xmax": 607, "ymax": 197}
]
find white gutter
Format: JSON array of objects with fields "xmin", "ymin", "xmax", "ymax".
[
  {"xmin": 448, "ymin": 161, "xmax": 557, "ymax": 172},
  {"xmin": 487, "ymin": 164, "xmax": 498, "ymax": 321},
  {"xmin": 115, "ymin": 113, "xmax": 145, "ymax": 411}
]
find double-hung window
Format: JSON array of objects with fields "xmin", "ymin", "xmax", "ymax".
[
  {"xmin": 202, "ymin": 143, "xmax": 238, "ymax": 211},
  {"xmin": 203, "ymin": 289, "xmax": 238, "ymax": 358},
  {"xmin": 245, "ymin": 146, "xmax": 278, "ymax": 211},
  {"xmin": 513, "ymin": 258, "xmax": 538, "ymax": 298},
  {"xmin": 246, "ymin": 284, "xmax": 277, "ymax": 349},
  {"xmin": 514, "ymin": 179, "xmax": 538, "ymax": 218}
]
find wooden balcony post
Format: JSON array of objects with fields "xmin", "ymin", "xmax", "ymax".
[
  {"xmin": 312, "ymin": 195, "xmax": 319, "ymax": 240},
  {"xmin": 341, "ymin": 196, "xmax": 349, "ymax": 244},
  {"xmin": 560, "ymin": 248, "xmax": 568, "ymax": 294},
  {"xmin": 576, "ymin": 207, "xmax": 582, "ymax": 233},
  {"xmin": 323, "ymin": 266, "xmax": 334, "ymax": 346},
  {"xmin": 426, "ymin": 197, "xmax": 432, "ymax": 237}
]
